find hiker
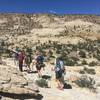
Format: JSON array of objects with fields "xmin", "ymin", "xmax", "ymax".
[
  {"xmin": 18, "ymin": 50, "xmax": 24, "ymax": 72},
  {"xmin": 54, "ymin": 55, "xmax": 65, "ymax": 90},
  {"xmin": 12, "ymin": 50, "xmax": 19, "ymax": 66},
  {"xmin": 24, "ymin": 52, "xmax": 32, "ymax": 72},
  {"xmin": 25, "ymin": 47, "xmax": 32, "ymax": 71},
  {"xmin": 12, "ymin": 47, "xmax": 19, "ymax": 66},
  {"xmin": 34, "ymin": 50, "xmax": 44, "ymax": 77}
]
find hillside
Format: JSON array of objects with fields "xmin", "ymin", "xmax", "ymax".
[
  {"xmin": 0, "ymin": 14, "xmax": 100, "ymax": 48},
  {"xmin": 0, "ymin": 13, "xmax": 100, "ymax": 100}
]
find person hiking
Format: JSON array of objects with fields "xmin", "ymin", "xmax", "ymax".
[
  {"xmin": 54, "ymin": 55, "xmax": 65, "ymax": 90},
  {"xmin": 24, "ymin": 52, "xmax": 32, "ymax": 72},
  {"xmin": 24, "ymin": 47, "xmax": 33, "ymax": 72},
  {"xmin": 12, "ymin": 50, "xmax": 19, "ymax": 67},
  {"xmin": 18, "ymin": 50, "xmax": 24, "ymax": 72},
  {"xmin": 12, "ymin": 47, "xmax": 19, "ymax": 66},
  {"xmin": 34, "ymin": 51, "xmax": 44, "ymax": 77}
]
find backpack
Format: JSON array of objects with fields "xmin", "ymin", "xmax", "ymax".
[
  {"xmin": 55, "ymin": 59, "xmax": 62, "ymax": 72},
  {"xmin": 25, "ymin": 53, "xmax": 32, "ymax": 64},
  {"xmin": 36, "ymin": 55, "xmax": 45, "ymax": 68},
  {"xmin": 36, "ymin": 55, "xmax": 44, "ymax": 64},
  {"xmin": 15, "ymin": 53, "xmax": 19, "ymax": 59}
]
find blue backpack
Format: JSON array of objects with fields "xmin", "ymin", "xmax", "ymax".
[
  {"xmin": 55, "ymin": 59, "xmax": 62, "ymax": 71},
  {"xmin": 36, "ymin": 55, "xmax": 44, "ymax": 64}
]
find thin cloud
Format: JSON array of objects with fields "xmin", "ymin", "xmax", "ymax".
[{"xmin": 50, "ymin": 10, "xmax": 57, "ymax": 14}]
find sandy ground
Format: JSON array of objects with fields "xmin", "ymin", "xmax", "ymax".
[{"xmin": 2, "ymin": 58, "xmax": 100, "ymax": 100}]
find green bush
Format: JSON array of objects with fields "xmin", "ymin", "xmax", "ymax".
[
  {"xmin": 84, "ymin": 67, "xmax": 96, "ymax": 75},
  {"xmin": 74, "ymin": 75, "xmax": 95, "ymax": 89},
  {"xmin": 89, "ymin": 61, "xmax": 98, "ymax": 66},
  {"xmin": 86, "ymin": 69, "xmax": 96, "ymax": 75},
  {"xmin": 79, "ymin": 50, "xmax": 86, "ymax": 58},
  {"xmin": 94, "ymin": 55, "xmax": 100, "ymax": 61},
  {"xmin": 64, "ymin": 59, "xmax": 77, "ymax": 66},
  {"xmin": 35, "ymin": 78, "xmax": 48, "ymax": 88},
  {"xmin": 79, "ymin": 70, "xmax": 85, "ymax": 74},
  {"xmin": 81, "ymin": 60, "xmax": 87, "ymax": 65},
  {"xmin": 70, "ymin": 57, "xmax": 79, "ymax": 62}
]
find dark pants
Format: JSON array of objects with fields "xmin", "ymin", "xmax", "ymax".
[
  {"xmin": 36, "ymin": 64, "xmax": 42, "ymax": 71},
  {"xmin": 19, "ymin": 62, "xmax": 23, "ymax": 72},
  {"xmin": 55, "ymin": 70, "xmax": 63, "ymax": 79}
]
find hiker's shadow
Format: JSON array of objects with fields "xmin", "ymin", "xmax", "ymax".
[
  {"xmin": 23, "ymin": 70, "xmax": 38, "ymax": 74},
  {"xmin": 42, "ymin": 75, "xmax": 51, "ymax": 80},
  {"xmin": 0, "ymin": 92, "xmax": 43, "ymax": 100},
  {"xmin": 28, "ymin": 71, "xmax": 38, "ymax": 74},
  {"xmin": 63, "ymin": 83, "xmax": 72, "ymax": 89}
]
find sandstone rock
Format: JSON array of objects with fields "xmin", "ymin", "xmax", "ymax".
[
  {"xmin": 7, "ymin": 86, "xmax": 37, "ymax": 95},
  {"xmin": 69, "ymin": 75, "xmax": 79, "ymax": 82},
  {"xmin": 0, "ymin": 64, "xmax": 39, "ymax": 99}
]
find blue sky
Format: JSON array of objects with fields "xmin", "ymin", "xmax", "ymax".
[{"xmin": 0, "ymin": 0, "xmax": 100, "ymax": 15}]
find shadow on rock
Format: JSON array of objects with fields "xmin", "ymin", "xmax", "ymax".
[
  {"xmin": 42, "ymin": 75, "xmax": 51, "ymax": 80},
  {"xmin": 63, "ymin": 83, "xmax": 72, "ymax": 89},
  {"xmin": 28, "ymin": 71, "xmax": 38, "ymax": 74},
  {"xmin": 0, "ymin": 92, "xmax": 43, "ymax": 100}
]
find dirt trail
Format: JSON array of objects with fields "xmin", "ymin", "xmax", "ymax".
[{"xmin": 3, "ymin": 58, "xmax": 100, "ymax": 100}]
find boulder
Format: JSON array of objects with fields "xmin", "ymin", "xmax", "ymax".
[{"xmin": 0, "ymin": 64, "xmax": 39, "ymax": 99}]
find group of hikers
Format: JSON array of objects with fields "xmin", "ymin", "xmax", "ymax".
[{"xmin": 11, "ymin": 46, "xmax": 66, "ymax": 90}]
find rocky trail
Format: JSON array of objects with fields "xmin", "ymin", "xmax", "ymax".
[{"xmin": 0, "ymin": 58, "xmax": 100, "ymax": 100}]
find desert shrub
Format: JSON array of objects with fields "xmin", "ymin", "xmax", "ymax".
[
  {"xmin": 86, "ymin": 69, "xmax": 96, "ymax": 75},
  {"xmin": 94, "ymin": 55, "xmax": 100, "ymax": 61},
  {"xmin": 79, "ymin": 50, "xmax": 86, "ymax": 58},
  {"xmin": 89, "ymin": 61, "xmax": 98, "ymax": 66},
  {"xmin": 81, "ymin": 60, "xmax": 87, "ymax": 65},
  {"xmin": 70, "ymin": 57, "xmax": 79, "ymax": 62},
  {"xmin": 74, "ymin": 75, "xmax": 95, "ymax": 89},
  {"xmin": 57, "ymin": 30, "xmax": 69, "ymax": 37},
  {"xmin": 64, "ymin": 59, "xmax": 77, "ymax": 66},
  {"xmin": 56, "ymin": 50, "xmax": 61, "ymax": 54},
  {"xmin": 61, "ymin": 51, "xmax": 67, "ymax": 57},
  {"xmin": 48, "ymin": 40, "xmax": 52, "ymax": 44},
  {"xmin": 49, "ymin": 50, "xmax": 53, "ymax": 57},
  {"xmin": 1, "ymin": 40, "xmax": 5, "ymax": 47},
  {"xmin": 84, "ymin": 67, "xmax": 96, "ymax": 75},
  {"xmin": 77, "ymin": 42, "xmax": 86, "ymax": 50},
  {"xmin": 35, "ymin": 78, "xmax": 48, "ymax": 88},
  {"xmin": 79, "ymin": 70, "xmax": 85, "ymax": 74},
  {"xmin": 72, "ymin": 45, "xmax": 77, "ymax": 51},
  {"xmin": 0, "ymin": 46, "xmax": 3, "ymax": 54}
]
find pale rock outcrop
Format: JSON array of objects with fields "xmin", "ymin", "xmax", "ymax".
[{"xmin": 0, "ymin": 64, "xmax": 39, "ymax": 99}]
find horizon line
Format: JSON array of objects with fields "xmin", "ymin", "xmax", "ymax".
[{"xmin": 0, "ymin": 12, "xmax": 100, "ymax": 16}]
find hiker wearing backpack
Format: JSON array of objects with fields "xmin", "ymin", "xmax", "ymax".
[
  {"xmin": 24, "ymin": 47, "xmax": 32, "ymax": 72},
  {"xmin": 24, "ymin": 53, "xmax": 32, "ymax": 72},
  {"xmin": 54, "ymin": 55, "xmax": 65, "ymax": 90},
  {"xmin": 18, "ymin": 50, "xmax": 24, "ymax": 72},
  {"xmin": 34, "ymin": 50, "xmax": 44, "ymax": 77}
]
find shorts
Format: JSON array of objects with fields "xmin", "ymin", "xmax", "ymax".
[
  {"xmin": 36, "ymin": 64, "xmax": 42, "ymax": 71},
  {"xmin": 55, "ymin": 70, "xmax": 62, "ymax": 79}
]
